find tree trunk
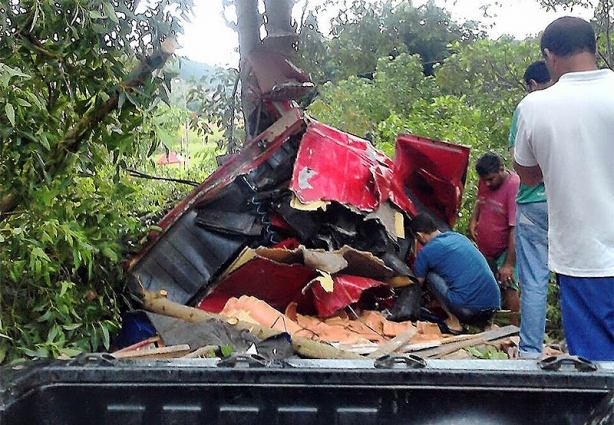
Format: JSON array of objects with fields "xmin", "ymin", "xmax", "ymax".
[{"xmin": 236, "ymin": 0, "xmax": 262, "ymax": 140}]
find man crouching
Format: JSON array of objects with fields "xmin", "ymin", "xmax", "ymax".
[{"xmin": 410, "ymin": 212, "xmax": 501, "ymax": 333}]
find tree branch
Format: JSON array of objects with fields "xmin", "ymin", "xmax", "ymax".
[{"xmin": 0, "ymin": 46, "xmax": 175, "ymax": 222}]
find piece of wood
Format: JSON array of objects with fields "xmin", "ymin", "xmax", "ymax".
[
  {"xmin": 412, "ymin": 325, "xmax": 519, "ymax": 358},
  {"xmin": 140, "ymin": 289, "xmax": 362, "ymax": 360},
  {"xmin": 112, "ymin": 344, "xmax": 191, "ymax": 359},
  {"xmin": 367, "ymin": 328, "xmax": 418, "ymax": 359},
  {"xmin": 113, "ymin": 336, "xmax": 162, "ymax": 354},
  {"xmin": 183, "ymin": 345, "xmax": 220, "ymax": 359}
]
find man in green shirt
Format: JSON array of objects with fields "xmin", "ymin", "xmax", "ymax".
[{"xmin": 508, "ymin": 60, "xmax": 552, "ymax": 359}]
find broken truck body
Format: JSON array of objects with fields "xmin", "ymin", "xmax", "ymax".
[{"xmin": 128, "ymin": 52, "xmax": 470, "ymax": 326}]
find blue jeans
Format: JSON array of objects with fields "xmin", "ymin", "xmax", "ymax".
[
  {"xmin": 425, "ymin": 272, "xmax": 496, "ymax": 326},
  {"xmin": 515, "ymin": 202, "xmax": 549, "ymax": 358},
  {"xmin": 559, "ymin": 275, "xmax": 614, "ymax": 361}
]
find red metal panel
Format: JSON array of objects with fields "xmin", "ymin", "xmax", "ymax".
[
  {"xmin": 394, "ymin": 134, "xmax": 470, "ymax": 227},
  {"xmin": 196, "ymin": 259, "xmax": 317, "ymax": 314},
  {"xmin": 290, "ymin": 122, "xmax": 414, "ymax": 214},
  {"xmin": 311, "ymin": 274, "xmax": 392, "ymax": 318}
]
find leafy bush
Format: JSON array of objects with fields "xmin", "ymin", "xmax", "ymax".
[{"xmin": 0, "ymin": 156, "xmax": 201, "ymax": 364}]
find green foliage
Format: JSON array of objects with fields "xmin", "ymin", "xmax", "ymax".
[
  {"xmin": 0, "ymin": 0, "xmax": 195, "ymax": 364},
  {"xmin": 293, "ymin": 10, "xmax": 333, "ymax": 85},
  {"xmin": 545, "ymin": 280, "xmax": 564, "ymax": 343},
  {"xmin": 308, "ymin": 53, "xmax": 429, "ymax": 140},
  {"xmin": 293, "ymin": 0, "xmax": 486, "ymax": 86},
  {"xmin": 0, "ymin": 157, "xmax": 195, "ymax": 363},
  {"xmin": 317, "ymin": 0, "xmax": 486, "ymax": 81},
  {"xmin": 189, "ymin": 67, "xmax": 243, "ymax": 154},
  {"xmin": 466, "ymin": 345, "xmax": 509, "ymax": 359}
]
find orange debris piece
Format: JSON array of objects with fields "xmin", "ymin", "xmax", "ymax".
[{"xmin": 220, "ymin": 296, "xmax": 445, "ymax": 347}]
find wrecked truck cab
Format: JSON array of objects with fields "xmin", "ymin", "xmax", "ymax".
[{"xmin": 126, "ymin": 106, "xmax": 469, "ymax": 323}]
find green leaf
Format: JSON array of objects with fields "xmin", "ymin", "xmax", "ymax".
[
  {"xmin": 124, "ymin": 90, "xmax": 137, "ymax": 106},
  {"xmin": 37, "ymin": 310, "xmax": 53, "ymax": 323},
  {"xmin": 100, "ymin": 324, "xmax": 110, "ymax": 350},
  {"xmin": 102, "ymin": 246, "xmax": 118, "ymax": 262},
  {"xmin": 59, "ymin": 347, "xmax": 83, "ymax": 357},
  {"xmin": 30, "ymin": 5, "xmax": 40, "ymax": 32},
  {"xmin": 47, "ymin": 325, "xmax": 60, "ymax": 343},
  {"xmin": 118, "ymin": 90, "xmax": 126, "ymax": 109},
  {"xmin": 62, "ymin": 323, "xmax": 83, "ymax": 331},
  {"xmin": 32, "ymin": 247, "xmax": 51, "ymax": 262},
  {"xmin": 103, "ymin": 2, "xmax": 119, "ymax": 24},
  {"xmin": 220, "ymin": 345, "xmax": 234, "ymax": 357},
  {"xmin": 0, "ymin": 341, "xmax": 7, "ymax": 364},
  {"xmin": 89, "ymin": 10, "xmax": 104, "ymax": 19},
  {"xmin": 15, "ymin": 98, "xmax": 32, "ymax": 107},
  {"xmin": 5, "ymin": 103, "xmax": 15, "ymax": 126},
  {"xmin": 39, "ymin": 134, "xmax": 51, "ymax": 151}
]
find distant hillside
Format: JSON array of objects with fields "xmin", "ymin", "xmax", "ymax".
[
  {"xmin": 173, "ymin": 57, "xmax": 217, "ymax": 82},
  {"xmin": 166, "ymin": 57, "xmax": 229, "ymax": 109}
]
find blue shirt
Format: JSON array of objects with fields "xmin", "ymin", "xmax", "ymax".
[{"xmin": 414, "ymin": 232, "xmax": 501, "ymax": 310}]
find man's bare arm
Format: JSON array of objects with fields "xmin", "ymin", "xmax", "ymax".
[
  {"xmin": 468, "ymin": 201, "xmax": 480, "ymax": 242},
  {"xmin": 513, "ymin": 161, "xmax": 543, "ymax": 187},
  {"xmin": 498, "ymin": 227, "xmax": 516, "ymax": 284}
]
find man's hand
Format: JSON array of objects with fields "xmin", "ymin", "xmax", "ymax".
[
  {"xmin": 468, "ymin": 219, "xmax": 478, "ymax": 242},
  {"xmin": 468, "ymin": 201, "xmax": 480, "ymax": 242},
  {"xmin": 498, "ymin": 263, "xmax": 515, "ymax": 286}
]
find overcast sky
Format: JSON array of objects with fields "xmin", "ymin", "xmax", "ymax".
[{"xmin": 177, "ymin": 0, "xmax": 594, "ymax": 66}]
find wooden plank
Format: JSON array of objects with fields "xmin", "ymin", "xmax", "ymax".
[
  {"xmin": 112, "ymin": 344, "xmax": 191, "ymax": 359},
  {"xmin": 367, "ymin": 328, "xmax": 418, "ymax": 359},
  {"xmin": 183, "ymin": 345, "xmax": 219, "ymax": 358},
  {"xmin": 112, "ymin": 336, "xmax": 162, "ymax": 354},
  {"xmin": 412, "ymin": 325, "xmax": 519, "ymax": 358}
]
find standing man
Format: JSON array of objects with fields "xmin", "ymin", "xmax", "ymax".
[
  {"xmin": 468, "ymin": 152, "xmax": 520, "ymax": 323},
  {"xmin": 509, "ymin": 61, "xmax": 552, "ymax": 359},
  {"xmin": 514, "ymin": 16, "xmax": 614, "ymax": 361},
  {"xmin": 410, "ymin": 212, "xmax": 501, "ymax": 334}
]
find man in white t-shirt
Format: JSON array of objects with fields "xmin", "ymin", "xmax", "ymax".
[{"xmin": 514, "ymin": 16, "xmax": 614, "ymax": 361}]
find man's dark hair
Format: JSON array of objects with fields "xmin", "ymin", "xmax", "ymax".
[
  {"xmin": 523, "ymin": 60, "xmax": 550, "ymax": 85},
  {"xmin": 475, "ymin": 151, "xmax": 503, "ymax": 176},
  {"xmin": 409, "ymin": 212, "xmax": 438, "ymax": 235},
  {"xmin": 541, "ymin": 16, "xmax": 596, "ymax": 57}
]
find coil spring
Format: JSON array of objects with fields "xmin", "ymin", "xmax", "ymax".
[{"xmin": 251, "ymin": 195, "xmax": 279, "ymax": 245}]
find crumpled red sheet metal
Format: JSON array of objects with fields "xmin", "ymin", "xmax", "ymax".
[
  {"xmin": 197, "ymin": 244, "xmax": 397, "ymax": 317},
  {"xmin": 291, "ymin": 122, "xmax": 415, "ymax": 215},
  {"xmin": 129, "ymin": 107, "xmax": 471, "ymax": 323},
  {"xmin": 394, "ymin": 134, "xmax": 470, "ymax": 228},
  {"xmin": 311, "ymin": 274, "xmax": 394, "ymax": 318},
  {"xmin": 196, "ymin": 257, "xmax": 317, "ymax": 314}
]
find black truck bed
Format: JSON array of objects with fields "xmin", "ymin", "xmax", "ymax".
[{"xmin": 1, "ymin": 355, "xmax": 613, "ymax": 425}]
